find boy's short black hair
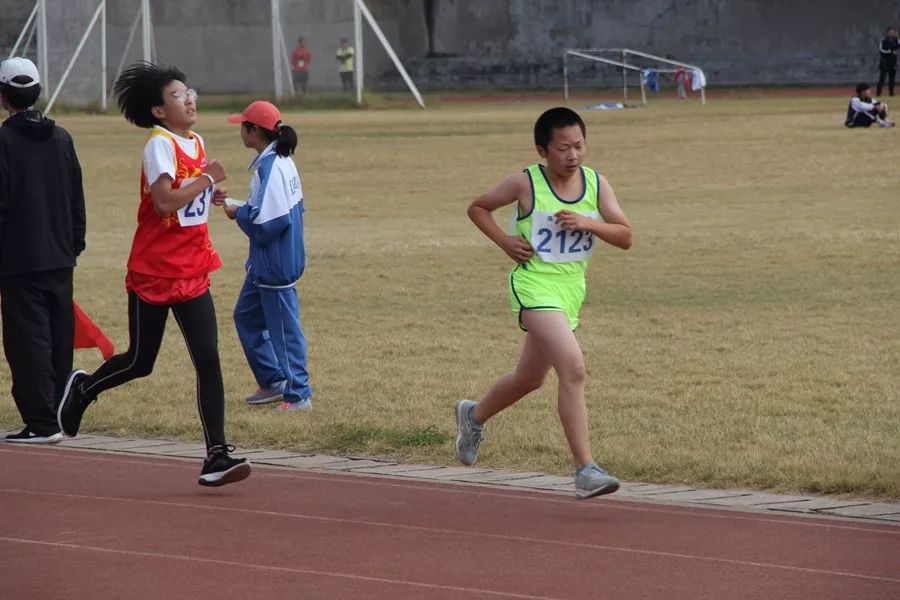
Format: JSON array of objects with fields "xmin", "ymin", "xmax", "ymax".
[
  {"xmin": 0, "ymin": 80, "xmax": 41, "ymax": 110},
  {"xmin": 113, "ymin": 61, "xmax": 186, "ymax": 128},
  {"xmin": 534, "ymin": 107, "xmax": 586, "ymax": 149},
  {"xmin": 856, "ymin": 82, "xmax": 871, "ymax": 95}
]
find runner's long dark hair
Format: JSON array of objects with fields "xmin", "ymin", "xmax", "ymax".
[{"xmin": 114, "ymin": 61, "xmax": 186, "ymax": 128}]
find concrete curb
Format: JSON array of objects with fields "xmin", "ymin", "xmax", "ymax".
[{"xmin": 5, "ymin": 428, "xmax": 899, "ymax": 525}]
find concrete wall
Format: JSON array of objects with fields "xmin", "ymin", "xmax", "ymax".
[
  {"xmin": 387, "ymin": 0, "xmax": 900, "ymax": 88},
  {"xmin": 2, "ymin": 0, "xmax": 899, "ymax": 106}
]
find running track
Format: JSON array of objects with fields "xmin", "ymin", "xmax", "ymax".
[{"xmin": 1, "ymin": 445, "xmax": 897, "ymax": 599}]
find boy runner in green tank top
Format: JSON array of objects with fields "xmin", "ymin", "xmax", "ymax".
[{"xmin": 456, "ymin": 107, "xmax": 632, "ymax": 499}]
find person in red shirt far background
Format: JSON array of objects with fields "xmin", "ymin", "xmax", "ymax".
[{"xmin": 291, "ymin": 37, "xmax": 311, "ymax": 96}]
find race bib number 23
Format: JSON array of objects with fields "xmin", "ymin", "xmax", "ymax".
[
  {"xmin": 177, "ymin": 177, "xmax": 213, "ymax": 227},
  {"xmin": 530, "ymin": 210, "xmax": 599, "ymax": 263}
]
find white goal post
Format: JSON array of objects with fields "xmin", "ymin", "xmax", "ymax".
[
  {"xmin": 16, "ymin": 0, "xmax": 423, "ymax": 112},
  {"xmin": 353, "ymin": 0, "xmax": 425, "ymax": 108},
  {"xmin": 270, "ymin": 0, "xmax": 425, "ymax": 108},
  {"xmin": 563, "ymin": 48, "xmax": 707, "ymax": 106}
]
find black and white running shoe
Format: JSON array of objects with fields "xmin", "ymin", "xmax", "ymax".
[
  {"xmin": 57, "ymin": 370, "xmax": 92, "ymax": 438},
  {"xmin": 198, "ymin": 445, "xmax": 251, "ymax": 487},
  {"xmin": 5, "ymin": 427, "xmax": 63, "ymax": 444}
]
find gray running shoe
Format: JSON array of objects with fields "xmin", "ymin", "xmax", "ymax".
[
  {"xmin": 273, "ymin": 398, "xmax": 312, "ymax": 412},
  {"xmin": 455, "ymin": 400, "xmax": 484, "ymax": 465},
  {"xmin": 245, "ymin": 380, "xmax": 286, "ymax": 405},
  {"xmin": 575, "ymin": 463, "xmax": 620, "ymax": 499}
]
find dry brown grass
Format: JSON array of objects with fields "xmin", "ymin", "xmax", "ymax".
[{"xmin": 1, "ymin": 95, "xmax": 897, "ymax": 498}]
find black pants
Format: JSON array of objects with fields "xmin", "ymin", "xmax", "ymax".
[
  {"xmin": 81, "ymin": 290, "xmax": 226, "ymax": 450},
  {"xmin": 878, "ymin": 66, "xmax": 896, "ymax": 96},
  {"xmin": 0, "ymin": 268, "xmax": 74, "ymax": 435},
  {"xmin": 293, "ymin": 71, "xmax": 309, "ymax": 94},
  {"xmin": 846, "ymin": 112, "xmax": 877, "ymax": 128},
  {"xmin": 340, "ymin": 71, "xmax": 354, "ymax": 92}
]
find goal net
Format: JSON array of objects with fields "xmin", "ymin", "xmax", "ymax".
[{"xmin": 563, "ymin": 48, "xmax": 707, "ymax": 108}]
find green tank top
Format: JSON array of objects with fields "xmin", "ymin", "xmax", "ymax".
[{"xmin": 513, "ymin": 164, "xmax": 601, "ymax": 276}]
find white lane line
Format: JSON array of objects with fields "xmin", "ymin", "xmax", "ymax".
[
  {"xmin": 0, "ymin": 536, "xmax": 565, "ymax": 600},
  {"xmin": 2, "ymin": 487, "xmax": 898, "ymax": 585}
]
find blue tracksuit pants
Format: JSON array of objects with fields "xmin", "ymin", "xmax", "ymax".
[{"xmin": 234, "ymin": 275, "xmax": 311, "ymax": 401}]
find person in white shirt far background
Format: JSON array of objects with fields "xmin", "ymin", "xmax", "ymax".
[{"xmin": 845, "ymin": 83, "xmax": 894, "ymax": 128}]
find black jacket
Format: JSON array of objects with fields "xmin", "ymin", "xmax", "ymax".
[
  {"xmin": 879, "ymin": 36, "xmax": 900, "ymax": 69},
  {"xmin": 0, "ymin": 109, "xmax": 86, "ymax": 276}
]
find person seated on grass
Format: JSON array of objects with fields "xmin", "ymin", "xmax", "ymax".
[{"xmin": 846, "ymin": 83, "xmax": 894, "ymax": 128}]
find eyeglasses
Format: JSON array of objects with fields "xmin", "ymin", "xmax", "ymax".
[{"xmin": 171, "ymin": 89, "xmax": 198, "ymax": 104}]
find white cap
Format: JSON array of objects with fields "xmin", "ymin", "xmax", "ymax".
[{"xmin": 0, "ymin": 57, "xmax": 40, "ymax": 88}]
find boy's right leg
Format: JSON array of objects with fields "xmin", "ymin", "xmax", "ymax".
[
  {"xmin": 233, "ymin": 275, "xmax": 286, "ymax": 403},
  {"xmin": 58, "ymin": 292, "xmax": 168, "ymax": 437},
  {"xmin": 472, "ymin": 333, "xmax": 551, "ymax": 423},
  {"xmin": 456, "ymin": 327, "xmax": 551, "ymax": 465}
]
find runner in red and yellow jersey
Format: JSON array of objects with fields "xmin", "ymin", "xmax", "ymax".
[{"xmin": 58, "ymin": 62, "xmax": 251, "ymax": 487}]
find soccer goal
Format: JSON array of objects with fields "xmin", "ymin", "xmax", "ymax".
[{"xmin": 563, "ymin": 48, "xmax": 707, "ymax": 107}]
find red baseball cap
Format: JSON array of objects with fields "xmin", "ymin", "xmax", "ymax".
[{"xmin": 227, "ymin": 100, "xmax": 281, "ymax": 131}]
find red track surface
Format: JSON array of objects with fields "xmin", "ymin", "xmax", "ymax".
[{"xmin": 1, "ymin": 445, "xmax": 897, "ymax": 599}]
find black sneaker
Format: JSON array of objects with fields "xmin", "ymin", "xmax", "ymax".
[
  {"xmin": 5, "ymin": 427, "xmax": 63, "ymax": 444},
  {"xmin": 198, "ymin": 445, "xmax": 251, "ymax": 487},
  {"xmin": 57, "ymin": 370, "xmax": 92, "ymax": 438}
]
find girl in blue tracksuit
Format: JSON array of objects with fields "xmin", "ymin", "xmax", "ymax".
[{"xmin": 224, "ymin": 101, "xmax": 311, "ymax": 411}]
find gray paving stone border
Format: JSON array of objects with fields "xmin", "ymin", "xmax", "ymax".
[{"xmin": 4, "ymin": 427, "xmax": 898, "ymax": 525}]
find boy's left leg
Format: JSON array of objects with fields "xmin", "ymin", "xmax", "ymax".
[
  {"xmin": 171, "ymin": 291, "xmax": 226, "ymax": 451},
  {"xmin": 173, "ymin": 291, "xmax": 251, "ymax": 487},
  {"xmin": 521, "ymin": 310, "xmax": 619, "ymax": 498},
  {"xmin": 521, "ymin": 310, "xmax": 591, "ymax": 465},
  {"xmin": 260, "ymin": 286, "xmax": 312, "ymax": 410}
]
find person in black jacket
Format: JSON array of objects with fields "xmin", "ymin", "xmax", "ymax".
[
  {"xmin": 877, "ymin": 26, "xmax": 900, "ymax": 97},
  {"xmin": 0, "ymin": 58, "xmax": 86, "ymax": 443}
]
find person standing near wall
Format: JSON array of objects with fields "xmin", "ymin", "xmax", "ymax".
[
  {"xmin": 336, "ymin": 38, "xmax": 355, "ymax": 93},
  {"xmin": 291, "ymin": 37, "xmax": 311, "ymax": 96},
  {"xmin": 877, "ymin": 26, "xmax": 900, "ymax": 97}
]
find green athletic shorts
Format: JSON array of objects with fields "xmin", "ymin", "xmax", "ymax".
[{"xmin": 508, "ymin": 265, "xmax": 586, "ymax": 331}]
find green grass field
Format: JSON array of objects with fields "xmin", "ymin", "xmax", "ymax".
[{"xmin": 1, "ymin": 94, "xmax": 897, "ymax": 498}]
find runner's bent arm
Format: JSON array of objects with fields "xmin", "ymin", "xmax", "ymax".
[{"xmin": 467, "ymin": 172, "xmax": 533, "ymax": 264}]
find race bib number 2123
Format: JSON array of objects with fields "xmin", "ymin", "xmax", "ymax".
[{"xmin": 530, "ymin": 210, "xmax": 599, "ymax": 263}]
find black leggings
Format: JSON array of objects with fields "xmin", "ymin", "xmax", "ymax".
[{"xmin": 81, "ymin": 290, "xmax": 226, "ymax": 450}]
